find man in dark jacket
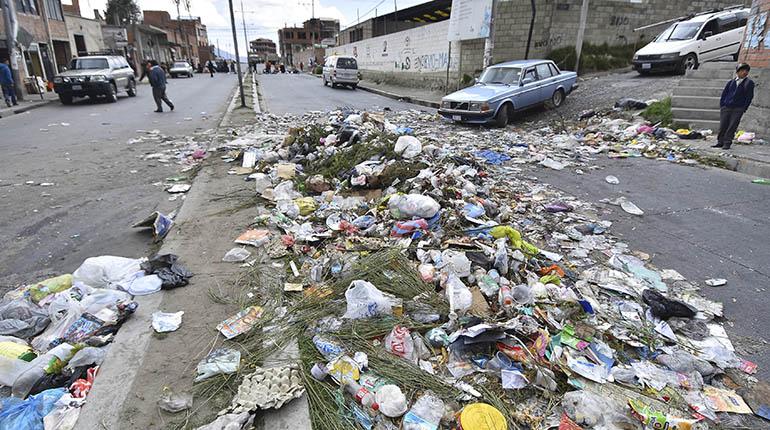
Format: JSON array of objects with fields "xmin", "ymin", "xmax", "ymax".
[
  {"xmin": 147, "ymin": 60, "xmax": 174, "ymax": 113},
  {"xmin": 0, "ymin": 57, "xmax": 18, "ymax": 107},
  {"xmin": 714, "ymin": 63, "xmax": 754, "ymax": 150}
]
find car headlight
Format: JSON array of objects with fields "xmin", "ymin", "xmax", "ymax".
[
  {"xmin": 660, "ymin": 53, "xmax": 680, "ymax": 59},
  {"xmin": 633, "ymin": 54, "xmax": 639, "ymax": 61},
  {"xmin": 469, "ymin": 102, "xmax": 481, "ymax": 111},
  {"xmin": 441, "ymin": 100, "xmax": 451, "ymax": 109},
  {"xmin": 53, "ymin": 77, "xmax": 63, "ymax": 83},
  {"xmin": 91, "ymin": 75, "xmax": 107, "ymax": 82}
]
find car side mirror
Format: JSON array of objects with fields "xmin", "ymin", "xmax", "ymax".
[
  {"xmin": 473, "ymin": 77, "xmax": 479, "ymax": 84},
  {"xmin": 701, "ymin": 31, "xmax": 713, "ymax": 39}
]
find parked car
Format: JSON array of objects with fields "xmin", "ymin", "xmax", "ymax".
[
  {"xmin": 438, "ymin": 60, "xmax": 577, "ymax": 127},
  {"xmin": 632, "ymin": 8, "xmax": 749, "ymax": 75},
  {"xmin": 170, "ymin": 61, "xmax": 194, "ymax": 78},
  {"xmin": 53, "ymin": 55, "xmax": 136, "ymax": 105},
  {"xmin": 322, "ymin": 56, "xmax": 359, "ymax": 89}
]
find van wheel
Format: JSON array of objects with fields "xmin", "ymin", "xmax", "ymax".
[
  {"xmin": 351, "ymin": 84, "xmax": 357, "ymax": 90},
  {"xmin": 493, "ymin": 104, "xmax": 509, "ymax": 128},
  {"xmin": 679, "ymin": 54, "xmax": 697, "ymax": 75},
  {"xmin": 59, "ymin": 95, "xmax": 73, "ymax": 105},
  {"xmin": 127, "ymin": 79, "xmax": 137, "ymax": 97}
]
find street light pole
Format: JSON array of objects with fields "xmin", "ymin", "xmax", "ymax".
[
  {"xmin": 1, "ymin": 0, "xmax": 23, "ymax": 100},
  {"xmin": 227, "ymin": 0, "xmax": 246, "ymax": 107},
  {"xmin": 240, "ymin": 0, "xmax": 249, "ymax": 66}
]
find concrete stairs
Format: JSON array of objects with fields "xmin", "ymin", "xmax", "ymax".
[{"xmin": 672, "ymin": 62, "xmax": 735, "ymax": 130}]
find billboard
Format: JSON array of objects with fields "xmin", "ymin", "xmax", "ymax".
[{"xmin": 447, "ymin": 0, "xmax": 493, "ymax": 41}]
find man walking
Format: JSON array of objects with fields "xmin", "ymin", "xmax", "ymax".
[
  {"xmin": 1, "ymin": 57, "xmax": 18, "ymax": 108},
  {"xmin": 147, "ymin": 60, "xmax": 174, "ymax": 113},
  {"xmin": 714, "ymin": 63, "xmax": 754, "ymax": 150},
  {"xmin": 206, "ymin": 60, "xmax": 215, "ymax": 78}
]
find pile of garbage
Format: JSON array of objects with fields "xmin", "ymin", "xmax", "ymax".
[
  {"xmin": 190, "ymin": 109, "xmax": 768, "ymax": 430},
  {"xmin": 0, "ymin": 253, "xmax": 191, "ymax": 429}
]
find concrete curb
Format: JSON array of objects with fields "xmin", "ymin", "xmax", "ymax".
[
  {"xmin": 0, "ymin": 99, "xmax": 52, "ymax": 118},
  {"xmin": 356, "ymin": 84, "xmax": 441, "ymax": 109},
  {"xmin": 695, "ymin": 146, "xmax": 770, "ymax": 178}
]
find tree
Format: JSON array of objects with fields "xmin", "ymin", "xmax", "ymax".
[{"xmin": 105, "ymin": 0, "xmax": 141, "ymax": 25}]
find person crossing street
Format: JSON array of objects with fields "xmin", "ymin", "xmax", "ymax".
[{"xmin": 147, "ymin": 60, "xmax": 174, "ymax": 113}]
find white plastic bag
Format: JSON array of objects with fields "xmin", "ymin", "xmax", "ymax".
[
  {"xmin": 72, "ymin": 256, "xmax": 144, "ymax": 290},
  {"xmin": 439, "ymin": 250, "xmax": 471, "ymax": 277},
  {"xmin": 394, "ymin": 136, "xmax": 422, "ymax": 159},
  {"xmin": 388, "ymin": 194, "xmax": 440, "ymax": 219},
  {"xmin": 384, "ymin": 325, "xmax": 416, "ymax": 363},
  {"xmin": 444, "ymin": 275, "xmax": 472, "ymax": 313},
  {"xmin": 195, "ymin": 348, "xmax": 241, "ymax": 382},
  {"xmin": 342, "ymin": 281, "xmax": 392, "ymax": 319},
  {"xmin": 152, "ymin": 311, "xmax": 184, "ymax": 333},
  {"xmin": 126, "ymin": 274, "xmax": 162, "ymax": 296}
]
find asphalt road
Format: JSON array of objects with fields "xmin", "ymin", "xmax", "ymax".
[
  {"xmin": 534, "ymin": 158, "xmax": 770, "ymax": 377},
  {"xmin": 0, "ymin": 73, "xmax": 236, "ymax": 290},
  {"xmin": 256, "ymin": 72, "xmax": 433, "ymax": 114}
]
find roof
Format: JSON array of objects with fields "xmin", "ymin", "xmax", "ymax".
[{"xmin": 491, "ymin": 59, "xmax": 549, "ymax": 68}]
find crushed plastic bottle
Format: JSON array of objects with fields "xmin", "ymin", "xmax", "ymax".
[{"xmin": 402, "ymin": 392, "xmax": 444, "ymax": 430}]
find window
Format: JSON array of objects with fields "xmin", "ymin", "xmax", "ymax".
[
  {"xmin": 736, "ymin": 11, "xmax": 749, "ymax": 26},
  {"xmin": 298, "ymin": 32, "xmax": 306, "ymax": 40},
  {"xmin": 522, "ymin": 68, "xmax": 538, "ymax": 83},
  {"xmin": 699, "ymin": 19, "xmax": 718, "ymax": 38},
  {"xmin": 46, "ymin": 0, "xmax": 64, "ymax": 20},
  {"xmin": 336, "ymin": 57, "xmax": 357, "ymax": 69},
  {"xmin": 69, "ymin": 58, "xmax": 109, "ymax": 70},
  {"xmin": 536, "ymin": 63, "xmax": 553, "ymax": 79},
  {"xmin": 548, "ymin": 63, "xmax": 560, "ymax": 76},
  {"xmin": 479, "ymin": 67, "xmax": 521, "ymax": 85},
  {"xmin": 655, "ymin": 22, "xmax": 701, "ymax": 41},
  {"xmin": 718, "ymin": 14, "xmax": 740, "ymax": 33},
  {"xmin": 15, "ymin": 0, "xmax": 38, "ymax": 14}
]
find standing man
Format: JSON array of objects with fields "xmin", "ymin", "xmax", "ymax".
[
  {"xmin": 206, "ymin": 60, "xmax": 215, "ymax": 78},
  {"xmin": 1, "ymin": 57, "xmax": 18, "ymax": 107},
  {"xmin": 714, "ymin": 63, "xmax": 754, "ymax": 150},
  {"xmin": 147, "ymin": 60, "xmax": 174, "ymax": 113}
]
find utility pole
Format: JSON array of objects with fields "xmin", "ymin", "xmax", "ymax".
[
  {"xmin": 1, "ymin": 0, "xmax": 23, "ymax": 100},
  {"xmin": 240, "ymin": 0, "xmax": 249, "ymax": 64},
  {"xmin": 38, "ymin": 0, "xmax": 58, "ymax": 75},
  {"xmin": 227, "ymin": 0, "xmax": 246, "ymax": 107},
  {"xmin": 483, "ymin": 0, "xmax": 496, "ymax": 68},
  {"xmin": 575, "ymin": 0, "xmax": 590, "ymax": 73}
]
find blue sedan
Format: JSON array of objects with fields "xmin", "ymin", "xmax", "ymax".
[{"xmin": 439, "ymin": 59, "xmax": 578, "ymax": 127}]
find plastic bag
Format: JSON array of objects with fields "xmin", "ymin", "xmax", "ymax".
[
  {"xmin": 195, "ymin": 348, "xmax": 240, "ymax": 382},
  {"xmin": 439, "ymin": 250, "xmax": 471, "ymax": 277},
  {"xmin": 0, "ymin": 388, "xmax": 66, "ymax": 430},
  {"xmin": 66, "ymin": 347, "xmax": 106, "ymax": 370},
  {"xmin": 42, "ymin": 393, "xmax": 85, "ymax": 430},
  {"xmin": 251, "ymin": 173, "xmax": 272, "ymax": 194},
  {"xmin": 141, "ymin": 254, "xmax": 193, "ymax": 290},
  {"xmin": 28, "ymin": 275, "xmax": 73, "ymax": 303},
  {"xmin": 444, "ymin": 275, "xmax": 472, "ymax": 313},
  {"xmin": 152, "ymin": 311, "xmax": 184, "ymax": 333},
  {"xmin": 222, "ymin": 248, "xmax": 251, "ymax": 263},
  {"xmin": 388, "ymin": 194, "xmax": 440, "ymax": 219},
  {"xmin": 342, "ymin": 281, "xmax": 392, "ymax": 319},
  {"xmin": 72, "ymin": 256, "xmax": 143, "ymax": 290},
  {"xmin": 294, "ymin": 197, "xmax": 317, "ymax": 216},
  {"xmin": 125, "ymin": 274, "xmax": 162, "ymax": 296},
  {"xmin": 0, "ymin": 299, "xmax": 50, "ymax": 340},
  {"xmin": 384, "ymin": 326, "xmax": 416, "ymax": 363},
  {"xmin": 394, "ymin": 135, "xmax": 422, "ymax": 159},
  {"xmin": 402, "ymin": 392, "xmax": 444, "ymax": 430}
]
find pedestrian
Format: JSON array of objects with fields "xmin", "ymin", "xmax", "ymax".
[
  {"xmin": 714, "ymin": 63, "xmax": 754, "ymax": 150},
  {"xmin": 138, "ymin": 59, "xmax": 149, "ymax": 82},
  {"xmin": 300, "ymin": 61, "xmax": 304, "ymax": 72},
  {"xmin": 230, "ymin": 60, "xmax": 235, "ymax": 74},
  {"xmin": 147, "ymin": 60, "xmax": 174, "ymax": 113},
  {"xmin": 206, "ymin": 60, "xmax": 215, "ymax": 78},
  {"xmin": 0, "ymin": 57, "xmax": 18, "ymax": 107}
]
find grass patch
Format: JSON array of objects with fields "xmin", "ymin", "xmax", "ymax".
[
  {"xmin": 303, "ymin": 130, "xmax": 399, "ymax": 180},
  {"xmin": 641, "ymin": 97, "xmax": 673, "ymax": 127},
  {"xmin": 547, "ymin": 43, "xmax": 636, "ymax": 73}
]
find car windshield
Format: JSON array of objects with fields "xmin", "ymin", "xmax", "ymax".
[
  {"xmin": 478, "ymin": 67, "xmax": 521, "ymax": 85},
  {"xmin": 173, "ymin": 62, "xmax": 188, "ymax": 67},
  {"xmin": 336, "ymin": 58, "xmax": 357, "ymax": 69},
  {"xmin": 69, "ymin": 58, "xmax": 109, "ymax": 70},
  {"xmin": 655, "ymin": 22, "xmax": 701, "ymax": 41}
]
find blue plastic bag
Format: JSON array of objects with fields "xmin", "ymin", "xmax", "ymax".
[{"xmin": 0, "ymin": 388, "xmax": 67, "ymax": 430}]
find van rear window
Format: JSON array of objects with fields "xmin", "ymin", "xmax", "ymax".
[{"xmin": 336, "ymin": 58, "xmax": 357, "ymax": 69}]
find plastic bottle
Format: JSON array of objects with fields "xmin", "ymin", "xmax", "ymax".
[
  {"xmin": 344, "ymin": 380, "xmax": 379, "ymax": 412},
  {"xmin": 499, "ymin": 285, "xmax": 514, "ymax": 309},
  {"xmin": 402, "ymin": 392, "xmax": 444, "ymax": 430}
]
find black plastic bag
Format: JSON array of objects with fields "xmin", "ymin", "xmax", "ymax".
[
  {"xmin": 614, "ymin": 98, "xmax": 648, "ymax": 110},
  {"xmin": 642, "ymin": 289, "xmax": 696, "ymax": 320},
  {"xmin": 141, "ymin": 254, "xmax": 193, "ymax": 289}
]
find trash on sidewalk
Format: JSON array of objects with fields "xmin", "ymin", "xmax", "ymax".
[
  {"xmin": 223, "ymin": 247, "xmax": 252, "ymax": 262},
  {"xmin": 217, "ymin": 306, "xmax": 264, "ymax": 339},
  {"xmin": 152, "ymin": 311, "xmax": 184, "ymax": 333},
  {"xmin": 132, "ymin": 211, "xmax": 174, "ymax": 242},
  {"xmin": 705, "ymin": 278, "xmax": 727, "ymax": 287},
  {"xmin": 195, "ymin": 348, "xmax": 241, "ymax": 382},
  {"xmin": 226, "ymin": 365, "xmax": 305, "ymax": 412},
  {"xmin": 157, "ymin": 387, "xmax": 193, "ymax": 413},
  {"xmin": 166, "ymin": 184, "xmax": 191, "ymax": 193}
]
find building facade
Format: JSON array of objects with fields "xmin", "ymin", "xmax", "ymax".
[
  {"xmin": 278, "ymin": 17, "xmax": 339, "ymax": 65},
  {"xmin": 143, "ymin": 11, "xmax": 208, "ymax": 64},
  {"xmin": 1, "ymin": 0, "xmax": 70, "ymax": 94},
  {"xmin": 249, "ymin": 37, "xmax": 276, "ymax": 62},
  {"xmin": 62, "ymin": 0, "xmax": 105, "ymax": 58}
]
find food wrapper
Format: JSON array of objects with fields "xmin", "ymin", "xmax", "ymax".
[{"xmin": 628, "ymin": 399, "xmax": 697, "ymax": 430}]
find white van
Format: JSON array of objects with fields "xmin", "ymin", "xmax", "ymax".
[
  {"xmin": 632, "ymin": 8, "xmax": 749, "ymax": 75},
  {"xmin": 322, "ymin": 56, "xmax": 359, "ymax": 89}
]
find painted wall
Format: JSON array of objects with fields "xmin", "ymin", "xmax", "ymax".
[
  {"xmin": 326, "ymin": 20, "xmax": 460, "ymax": 90},
  {"xmin": 738, "ymin": 0, "xmax": 770, "ymax": 138},
  {"xmin": 65, "ymin": 14, "xmax": 105, "ymax": 57}
]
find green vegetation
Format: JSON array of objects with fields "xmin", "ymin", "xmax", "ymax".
[
  {"xmin": 547, "ymin": 43, "xmax": 637, "ymax": 73},
  {"xmin": 313, "ymin": 65, "xmax": 323, "ymax": 75},
  {"xmin": 641, "ymin": 97, "xmax": 673, "ymax": 127}
]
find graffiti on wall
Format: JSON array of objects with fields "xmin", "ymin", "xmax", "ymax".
[
  {"xmin": 610, "ymin": 16, "xmax": 630, "ymax": 26},
  {"xmin": 328, "ymin": 20, "xmax": 457, "ymax": 73},
  {"xmin": 533, "ymin": 34, "xmax": 564, "ymax": 49},
  {"xmin": 745, "ymin": 11, "xmax": 768, "ymax": 49}
]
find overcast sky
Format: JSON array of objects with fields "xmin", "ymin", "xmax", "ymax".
[{"xmin": 79, "ymin": 0, "xmax": 426, "ymax": 55}]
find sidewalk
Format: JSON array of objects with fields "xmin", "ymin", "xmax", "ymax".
[
  {"xmin": 686, "ymin": 137, "xmax": 770, "ymax": 179},
  {"xmin": 0, "ymin": 91, "xmax": 57, "ymax": 118}
]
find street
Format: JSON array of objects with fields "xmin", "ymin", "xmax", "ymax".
[
  {"xmin": 0, "ymin": 73, "xmax": 236, "ymax": 290},
  {"xmin": 256, "ymin": 73, "xmax": 431, "ymax": 114}
]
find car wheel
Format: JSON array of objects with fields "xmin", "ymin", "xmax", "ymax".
[
  {"xmin": 679, "ymin": 53, "xmax": 697, "ymax": 75},
  {"xmin": 351, "ymin": 84, "xmax": 357, "ymax": 90},
  {"xmin": 59, "ymin": 95, "xmax": 73, "ymax": 105},
  {"xmin": 547, "ymin": 89, "xmax": 565, "ymax": 108},
  {"xmin": 493, "ymin": 104, "xmax": 509, "ymax": 128},
  {"xmin": 107, "ymin": 83, "xmax": 118, "ymax": 103},
  {"xmin": 127, "ymin": 79, "xmax": 137, "ymax": 97}
]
